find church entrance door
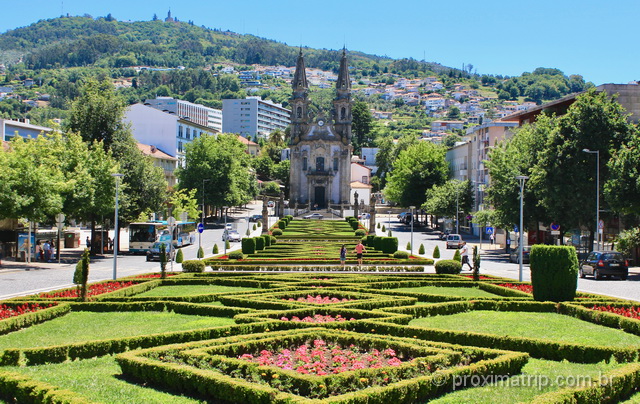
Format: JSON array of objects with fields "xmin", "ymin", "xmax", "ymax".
[{"xmin": 314, "ymin": 187, "xmax": 326, "ymax": 209}]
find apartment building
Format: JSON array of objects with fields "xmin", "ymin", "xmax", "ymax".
[
  {"xmin": 144, "ymin": 97, "xmax": 223, "ymax": 132},
  {"xmin": 1, "ymin": 118, "xmax": 52, "ymax": 141},
  {"xmin": 222, "ymin": 97, "xmax": 290, "ymax": 139}
]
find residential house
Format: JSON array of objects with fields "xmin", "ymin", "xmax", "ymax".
[
  {"xmin": 1, "ymin": 118, "xmax": 52, "ymax": 141},
  {"xmin": 137, "ymin": 143, "xmax": 178, "ymax": 188}
]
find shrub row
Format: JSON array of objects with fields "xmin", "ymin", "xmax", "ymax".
[
  {"xmin": 0, "ymin": 321, "xmax": 278, "ymax": 367},
  {"xmin": 435, "ymin": 260, "xmax": 462, "ymax": 274},
  {"xmin": 348, "ymin": 320, "xmax": 639, "ymax": 363},
  {"xmin": 0, "ymin": 303, "xmax": 70, "ymax": 336},
  {"xmin": 558, "ymin": 303, "xmax": 640, "ymax": 336},
  {"xmin": 181, "ymin": 260, "xmax": 206, "ymax": 273},
  {"xmin": 209, "ymin": 264, "xmax": 431, "ymax": 271},
  {"xmin": 0, "ymin": 369, "xmax": 91, "ymax": 404},
  {"xmin": 381, "ymin": 300, "xmax": 557, "ymax": 318},
  {"xmin": 530, "ymin": 362, "xmax": 640, "ymax": 403}
]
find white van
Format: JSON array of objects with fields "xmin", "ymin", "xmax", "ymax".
[{"xmin": 446, "ymin": 234, "xmax": 463, "ymax": 249}]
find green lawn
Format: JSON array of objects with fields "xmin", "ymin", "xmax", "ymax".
[
  {"xmin": 0, "ymin": 311, "xmax": 236, "ymax": 349},
  {"xmin": 429, "ymin": 358, "xmax": 624, "ymax": 403},
  {"xmin": 409, "ymin": 311, "xmax": 640, "ymax": 347},
  {"xmin": 7, "ymin": 355, "xmax": 204, "ymax": 404},
  {"xmin": 135, "ymin": 284, "xmax": 260, "ymax": 297},
  {"xmin": 391, "ymin": 286, "xmax": 499, "ymax": 298}
]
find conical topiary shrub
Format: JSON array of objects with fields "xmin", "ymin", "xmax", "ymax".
[
  {"xmin": 382, "ymin": 225, "xmax": 386, "ymax": 232},
  {"xmin": 419, "ymin": 244, "xmax": 425, "ymax": 255},
  {"xmin": 197, "ymin": 246, "xmax": 204, "ymax": 259},
  {"xmin": 225, "ymin": 240, "xmax": 230, "ymax": 250},
  {"xmin": 433, "ymin": 245, "xmax": 441, "ymax": 258},
  {"xmin": 246, "ymin": 228, "xmax": 251, "ymax": 236},
  {"xmin": 253, "ymin": 224, "xmax": 257, "ymax": 231},
  {"xmin": 453, "ymin": 249, "xmax": 461, "ymax": 262},
  {"xmin": 175, "ymin": 248, "xmax": 184, "ymax": 263},
  {"xmin": 387, "ymin": 230, "xmax": 392, "ymax": 236},
  {"xmin": 377, "ymin": 222, "xmax": 381, "ymax": 229},
  {"xmin": 212, "ymin": 244, "xmax": 219, "ymax": 254},
  {"xmin": 406, "ymin": 242, "xmax": 411, "ymax": 250}
]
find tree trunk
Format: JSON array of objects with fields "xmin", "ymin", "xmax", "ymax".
[{"xmin": 90, "ymin": 218, "xmax": 96, "ymax": 255}]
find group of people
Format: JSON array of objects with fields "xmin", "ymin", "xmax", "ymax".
[
  {"xmin": 35, "ymin": 240, "xmax": 57, "ymax": 262},
  {"xmin": 339, "ymin": 242, "xmax": 367, "ymax": 266}
]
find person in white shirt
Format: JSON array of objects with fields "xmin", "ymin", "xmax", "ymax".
[{"xmin": 460, "ymin": 241, "xmax": 473, "ymax": 271}]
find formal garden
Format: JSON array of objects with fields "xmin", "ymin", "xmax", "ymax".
[{"xmin": 0, "ymin": 218, "xmax": 639, "ymax": 403}]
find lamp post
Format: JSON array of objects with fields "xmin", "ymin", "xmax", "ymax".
[
  {"xmin": 223, "ymin": 206, "xmax": 228, "ymax": 255},
  {"xmin": 582, "ymin": 149, "xmax": 600, "ymax": 251},
  {"xmin": 200, "ymin": 179, "xmax": 210, "ymax": 255},
  {"xmin": 455, "ymin": 187, "xmax": 459, "ymax": 234},
  {"xmin": 516, "ymin": 175, "xmax": 528, "ymax": 282},
  {"xmin": 111, "ymin": 173, "xmax": 124, "ymax": 280},
  {"xmin": 409, "ymin": 206, "xmax": 415, "ymax": 255},
  {"xmin": 388, "ymin": 210, "xmax": 392, "ymax": 234}
]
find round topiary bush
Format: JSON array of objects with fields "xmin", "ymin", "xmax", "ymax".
[
  {"xmin": 355, "ymin": 229, "xmax": 366, "ymax": 237},
  {"xmin": 270, "ymin": 236, "xmax": 277, "ymax": 244},
  {"xmin": 272, "ymin": 229, "xmax": 283, "ymax": 236},
  {"xmin": 393, "ymin": 251, "xmax": 409, "ymax": 259},
  {"xmin": 278, "ymin": 220, "xmax": 287, "ymax": 230},
  {"xmin": 419, "ymin": 244, "xmax": 425, "ymax": 255},
  {"xmin": 182, "ymin": 260, "xmax": 206, "ymax": 273},
  {"xmin": 228, "ymin": 250, "xmax": 244, "ymax": 260},
  {"xmin": 433, "ymin": 245, "xmax": 441, "ymax": 258},
  {"xmin": 435, "ymin": 259, "xmax": 462, "ymax": 274},
  {"xmin": 175, "ymin": 248, "xmax": 184, "ymax": 263}
]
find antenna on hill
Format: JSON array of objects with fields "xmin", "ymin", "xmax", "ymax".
[{"xmin": 61, "ymin": 1, "xmax": 64, "ymax": 16}]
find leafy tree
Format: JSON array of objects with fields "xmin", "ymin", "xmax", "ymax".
[
  {"xmin": 253, "ymin": 154, "xmax": 275, "ymax": 179},
  {"xmin": 485, "ymin": 115, "xmax": 554, "ymax": 229},
  {"xmin": 169, "ymin": 188, "xmax": 199, "ymax": 221},
  {"xmin": 351, "ymin": 101, "xmax": 374, "ymax": 155},
  {"xmin": 272, "ymin": 160, "xmax": 290, "ymax": 198},
  {"xmin": 605, "ymin": 131, "xmax": 640, "ymax": 215},
  {"xmin": 423, "ymin": 180, "xmax": 474, "ymax": 218},
  {"xmin": 384, "ymin": 142, "xmax": 448, "ymax": 207},
  {"xmin": 178, "ymin": 134, "xmax": 257, "ymax": 209},
  {"xmin": 531, "ymin": 89, "xmax": 635, "ymax": 239}
]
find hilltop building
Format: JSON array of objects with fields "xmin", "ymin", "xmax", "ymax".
[{"xmin": 288, "ymin": 50, "xmax": 353, "ymax": 208}]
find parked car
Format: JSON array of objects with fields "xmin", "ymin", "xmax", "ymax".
[
  {"xmin": 222, "ymin": 230, "xmax": 241, "ymax": 242},
  {"xmin": 397, "ymin": 212, "xmax": 409, "ymax": 220},
  {"xmin": 146, "ymin": 241, "xmax": 174, "ymax": 262},
  {"xmin": 445, "ymin": 234, "xmax": 463, "ymax": 249},
  {"xmin": 509, "ymin": 246, "xmax": 531, "ymax": 264},
  {"xmin": 579, "ymin": 251, "xmax": 629, "ymax": 280},
  {"xmin": 303, "ymin": 213, "xmax": 324, "ymax": 220},
  {"xmin": 249, "ymin": 214, "xmax": 263, "ymax": 222}
]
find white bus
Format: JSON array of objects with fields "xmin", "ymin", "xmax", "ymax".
[{"xmin": 129, "ymin": 221, "xmax": 196, "ymax": 253}]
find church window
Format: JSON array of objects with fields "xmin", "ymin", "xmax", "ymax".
[
  {"xmin": 340, "ymin": 107, "xmax": 346, "ymax": 120},
  {"xmin": 333, "ymin": 158, "xmax": 338, "ymax": 171},
  {"xmin": 303, "ymin": 157, "xmax": 308, "ymax": 171},
  {"xmin": 297, "ymin": 106, "xmax": 302, "ymax": 118},
  {"xmin": 316, "ymin": 157, "xmax": 325, "ymax": 172}
]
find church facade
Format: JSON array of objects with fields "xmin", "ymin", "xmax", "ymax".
[{"xmin": 288, "ymin": 50, "xmax": 353, "ymax": 208}]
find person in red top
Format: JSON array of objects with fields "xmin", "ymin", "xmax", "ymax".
[{"xmin": 353, "ymin": 241, "xmax": 367, "ymax": 266}]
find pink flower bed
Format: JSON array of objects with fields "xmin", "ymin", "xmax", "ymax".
[
  {"xmin": 238, "ymin": 339, "xmax": 404, "ymax": 375},
  {"xmin": 280, "ymin": 314, "xmax": 356, "ymax": 323},
  {"xmin": 285, "ymin": 295, "xmax": 353, "ymax": 304},
  {"xmin": 39, "ymin": 281, "xmax": 136, "ymax": 298}
]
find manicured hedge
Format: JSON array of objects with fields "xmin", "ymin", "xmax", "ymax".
[
  {"xmin": 241, "ymin": 238, "xmax": 256, "ymax": 254},
  {"xmin": 182, "ymin": 260, "xmax": 206, "ymax": 273},
  {"xmin": 530, "ymin": 245, "xmax": 579, "ymax": 302},
  {"xmin": 435, "ymin": 259, "xmax": 462, "ymax": 274},
  {"xmin": 261, "ymin": 235, "xmax": 271, "ymax": 247},
  {"xmin": 255, "ymin": 236, "xmax": 265, "ymax": 251},
  {"xmin": 0, "ymin": 369, "xmax": 92, "ymax": 404},
  {"xmin": 381, "ymin": 237, "xmax": 398, "ymax": 254},
  {"xmin": 0, "ymin": 303, "xmax": 70, "ymax": 336},
  {"xmin": 228, "ymin": 250, "xmax": 244, "ymax": 260}
]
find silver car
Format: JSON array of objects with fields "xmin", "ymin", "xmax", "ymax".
[
  {"xmin": 222, "ymin": 230, "xmax": 241, "ymax": 242},
  {"xmin": 303, "ymin": 213, "xmax": 324, "ymax": 220}
]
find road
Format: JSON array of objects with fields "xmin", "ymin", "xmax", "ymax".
[{"xmin": 0, "ymin": 208, "xmax": 638, "ymax": 302}]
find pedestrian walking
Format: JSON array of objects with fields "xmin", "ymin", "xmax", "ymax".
[
  {"xmin": 43, "ymin": 240, "xmax": 51, "ymax": 262},
  {"xmin": 353, "ymin": 241, "xmax": 366, "ymax": 266},
  {"xmin": 490, "ymin": 233, "xmax": 494, "ymax": 245},
  {"xmin": 35, "ymin": 241, "xmax": 43, "ymax": 262},
  {"xmin": 460, "ymin": 241, "xmax": 473, "ymax": 271},
  {"xmin": 339, "ymin": 244, "xmax": 347, "ymax": 266},
  {"xmin": 86, "ymin": 236, "xmax": 91, "ymax": 249},
  {"xmin": 505, "ymin": 237, "xmax": 511, "ymax": 254}
]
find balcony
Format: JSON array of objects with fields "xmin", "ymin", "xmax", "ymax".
[{"xmin": 306, "ymin": 168, "xmax": 335, "ymax": 176}]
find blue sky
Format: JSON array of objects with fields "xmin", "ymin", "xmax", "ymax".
[{"xmin": 1, "ymin": 0, "xmax": 637, "ymax": 86}]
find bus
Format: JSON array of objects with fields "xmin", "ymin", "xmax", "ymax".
[{"xmin": 128, "ymin": 221, "xmax": 196, "ymax": 253}]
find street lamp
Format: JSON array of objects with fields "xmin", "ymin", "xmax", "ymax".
[
  {"xmin": 223, "ymin": 206, "xmax": 229, "ymax": 255},
  {"xmin": 516, "ymin": 175, "xmax": 528, "ymax": 282},
  {"xmin": 388, "ymin": 210, "xmax": 392, "ymax": 234},
  {"xmin": 409, "ymin": 206, "xmax": 415, "ymax": 255},
  {"xmin": 583, "ymin": 149, "xmax": 600, "ymax": 251},
  {"xmin": 111, "ymin": 173, "xmax": 124, "ymax": 280},
  {"xmin": 200, "ymin": 179, "xmax": 210, "ymax": 255}
]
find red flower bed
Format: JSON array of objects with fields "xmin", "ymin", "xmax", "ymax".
[
  {"xmin": 0, "ymin": 303, "xmax": 57, "ymax": 320},
  {"xmin": 589, "ymin": 305, "xmax": 640, "ymax": 320},
  {"xmin": 496, "ymin": 283, "xmax": 533, "ymax": 294},
  {"xmin": 133, "ymin": 273, "xmax": 178, "ymax": 279},
  {"xmin": 285, "ymin": 295, "xmax": 354, "ymax": 304},
  {"xmin": 39, "ymin": 281, "xmax": 136, "ymax": 298},
  {"xmin": 238, "ymin": 339, "xmax": 404, "ymax": 375},
  {"xmin": 280, "ymin": 314, "xmax": 356, "ymax": 323}
]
